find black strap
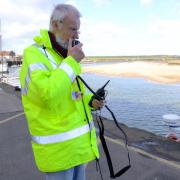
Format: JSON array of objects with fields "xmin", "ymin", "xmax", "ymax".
[
  {"xmin": 75, "ymin": 77, "xmax": 92, "ymax": 141},
  {"xmin": 77, "ymin": 75, "xmax": 103, "ymax": 100},
  {"xmin": 77, "ymin": 75, "xmax": 131, "ymax": 179},
  {"xmin": 76, "ymin": 77, "xmax": 89, "ymax": 122},
  {"xmin": 97, "ymin": 109, "xmax": 131, "ymax": 178}
]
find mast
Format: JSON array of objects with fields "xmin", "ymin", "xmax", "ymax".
[{"xmin": 0, "ymin": 19, "xmax": 2, "ymax": 51}]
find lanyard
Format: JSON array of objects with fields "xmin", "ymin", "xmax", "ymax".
[{"xmin": 76, "ymin": 75, "xmax": 131, "ymax": 179}]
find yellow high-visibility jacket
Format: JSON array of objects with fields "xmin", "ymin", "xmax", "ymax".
[{"xmin": 20, "ymin": 29, "xmax": 99, "ymax": 172}]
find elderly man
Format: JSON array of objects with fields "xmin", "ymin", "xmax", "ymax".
[{"xmin": 20, "ymin": 4, "xmax": 103, "ymax": 180}]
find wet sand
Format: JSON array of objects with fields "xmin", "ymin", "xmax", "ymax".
[{"xmin": 82, "ymin": 61, "xmax": 180, "ymax": 84}]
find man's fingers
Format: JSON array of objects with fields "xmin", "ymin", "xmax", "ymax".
[
  {"xmin": 76, "ymin": 43, "xmax": 83, "ymax": 50},
  {"xmin": 78, "ymin": 43, "xmax": 83, "ymax": 47},
  {"xmin": 92, "ymin": 99, "xmax": 105, "ymax": 109},
  {"xmin": 68, "ymin": 38, "xmax": 73, "ymax": 48}
]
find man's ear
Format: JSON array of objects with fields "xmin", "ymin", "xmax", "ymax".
[{"xmin": 52, "ymin": 20, "xmax": 63, "ymax": 31}]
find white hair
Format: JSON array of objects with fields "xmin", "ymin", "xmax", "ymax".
[{"xmin": 49, "ymin": 4, "xmax": 81, "ymax": 31}]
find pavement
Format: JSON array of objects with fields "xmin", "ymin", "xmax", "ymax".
[{"xmin": 0, "ymin": 82, "xmax": 180, "ymax": 180}]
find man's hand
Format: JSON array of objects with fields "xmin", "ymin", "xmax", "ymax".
[
  {"xmin": 67, "ymin": 38, "xmax": 85, "ymax": 62},
  {"xmin": 92, "ymin": 99, "xmax": 105, "ymax": 110}
]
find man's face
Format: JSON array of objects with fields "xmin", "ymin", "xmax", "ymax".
[{"xmin": 58, "ymin": 14, "xmax": 80, "ymax": 43}]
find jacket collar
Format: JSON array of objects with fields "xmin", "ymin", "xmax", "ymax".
[
  {"xmin": 48, "ymin": 31, "xmax": 68, "ymax": 58},
  {"xmin": 33, "ymin": 29, "xmax": 67, "ymax": 58}
]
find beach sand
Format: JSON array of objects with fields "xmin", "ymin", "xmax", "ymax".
[{"xmin": 82, "ymin": 61, "xmax": 180, "ymax": 84}]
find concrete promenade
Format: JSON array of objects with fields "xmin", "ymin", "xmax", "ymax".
[{"xmin": 0, "ymin": 83, "xmax": 180, "ymax": 180}]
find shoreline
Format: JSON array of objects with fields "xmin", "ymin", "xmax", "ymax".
[{"xmin": 82, "ymin": 61, "xmax": 180, "ymax": 84}]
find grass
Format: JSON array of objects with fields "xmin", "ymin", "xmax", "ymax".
[{"xmin": 82, "ymin": 55, "xmax": 180, "ymax": 64}]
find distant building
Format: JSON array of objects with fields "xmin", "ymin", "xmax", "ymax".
[
  {"xmin": 15, "ymin": 55, "xmax": 22, "ymax": 61},
  {"xmin": 0, "ymin": 51, "xmax": 18, "ymax": 62},
  {"xmin": 0, "ymin": 51, "xmax": 11, "ymax": 62},
  {"xmin": 0, "ymin": 51, "xmax": 22, "ymax": 67}
]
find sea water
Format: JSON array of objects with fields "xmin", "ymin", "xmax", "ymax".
[
  {"xmin": 82, "ymin": 73, "xmax": 180, "ymax": 137},
  {"xmin": 5, "ymin": 65, "xmax": 180, "ymax": 137}
]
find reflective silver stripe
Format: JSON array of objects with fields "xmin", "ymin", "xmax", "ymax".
[
  {"xmin": 59, "ymin": 62, "xmax": 76, "ymax": 82},
  {"xmin": 21, "ymin": 74, "xmax": 30, "ymax": 95},
  {"xmin": 33, "ymin": 44, "xmax": 76, "ymax": 82},
  {"xmin": 21, "ymin": 63, "xmax": 49, "ymax": 95},
  {"xmin": 32, "ymin": 121, "xmax": 94, "ymax": 144},
  {"xmin": 33, "ymin": 44, "xmax": 57, "ymax": 69}
]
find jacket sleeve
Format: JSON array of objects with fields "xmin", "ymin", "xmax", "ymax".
[{"xmin": 22, "ymin": 48, "xmax": 81, "ymax": 110}]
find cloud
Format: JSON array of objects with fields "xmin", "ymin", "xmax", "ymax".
[
  {"xmin": 93, "ymin": 0, "xmax": 111, "ymax": 6},
  {"xmin": 174, "ymin": 2, "xmax": 180, "ymax": 16},
  {"xmin": 79, "ymin": 15, "xmax": 180, "ymax": 56},
  {"xmin": 146, "ymin": 18, "xmax": 180, "ymax": 54},
  {"xmin": 0, "ymin": 0, "xmax": 80, "ymax": 53},
  {"xmin": 65, "ymin": 0, "xmax": 79, "ymax": 8},
  {"xmin": 0, "ymin": 0, "xmax": 180, "ymax": 55},
  {"xmin": 140, "ymin": 0, "xmax": 153, "ymax": 6},
  {"xmin": 148, "ymin": 19, "xmax": 180, "ymax": 36},
  {"xmin": 0, "ymin": 0, "xmax": 52, "ymax": 53},
  {"xmin": 80, "ymin": 18, "xmax": 134, "ymax": 55}
]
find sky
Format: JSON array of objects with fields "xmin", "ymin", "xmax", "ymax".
[{"xmin": 0, "ymin": 0, "xmax": 180, "ymax": 56}]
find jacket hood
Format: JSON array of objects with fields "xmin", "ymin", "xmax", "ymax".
[{"xmin": 33, "ymin": 29, "xmax": 52, "ymax": 49}]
